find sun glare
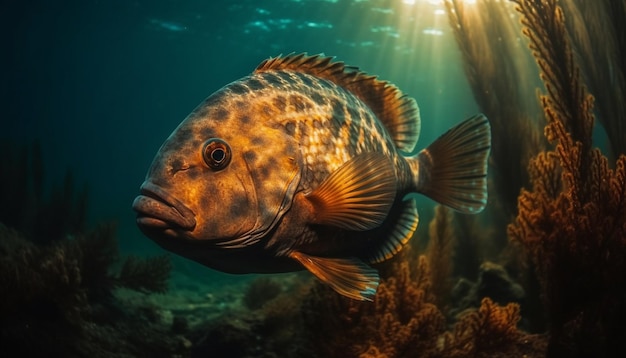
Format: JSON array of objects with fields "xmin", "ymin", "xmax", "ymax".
[{"xmin": 414, "ymin": 0, "xmax": 477, "ymax": 5}]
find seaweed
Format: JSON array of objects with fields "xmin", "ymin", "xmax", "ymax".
[
  {"xmin": 117, "ymin": 254, "xmax": 172, "ymax": 294},
  {"xmin": 0, "ymin": 140, "xmax": 88, "ymax": 244},
  {"xmin": 559, "ymin": 0, "xmax": 626, "ymax": 158},
  {"xmin": 508, "ymin": 0, "xmax": 626, "ymax": 355},
  {"xmin": 426, "ymin": 205, "xmax": 455, "ymax": 310},
  {"xmin": 0, "ymin": 140, "xmax": 179, "ymax": 356},
  {"xmin": 445, "ymin": 0, "xmax": 545, "ymax": 221},
  {"xmin": 0, "ymin": 222, "xmax": 181, "ymax": 356}
]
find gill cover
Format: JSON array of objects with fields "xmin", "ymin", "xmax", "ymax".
[{"xmin": 221, "ymin": 125, "xmax": 302, "ymax": 248}]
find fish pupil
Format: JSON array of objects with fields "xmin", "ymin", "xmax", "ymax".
[{"xmin": 212, "ymin": 148, "xmax": 225, "ymax": 162}]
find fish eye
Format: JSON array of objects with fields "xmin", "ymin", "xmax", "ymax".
[{"xmin": 202, "ymin": 138, "xmax": 231, "ymax": 170}]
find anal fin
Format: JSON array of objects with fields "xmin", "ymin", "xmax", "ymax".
[
  {"xmin": 289, "ymin": 251, "xmax": 379, "ymax": 301},
  {"xmin": 367, "ymin": 197, "xmax": 419, "ymax": 264},
  {"xmin": 306, "ymin": 152, "xmax": 396, "ymax": 231}
]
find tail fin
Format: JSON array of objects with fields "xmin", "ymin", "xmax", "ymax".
[{"xmin": 411, "ymin": 114, "xmax": 491, "ymax": 214}]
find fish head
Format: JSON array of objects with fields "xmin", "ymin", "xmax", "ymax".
[{"xmin": 133, "ymin": 82, "xmax": 302, "ymax": 253}]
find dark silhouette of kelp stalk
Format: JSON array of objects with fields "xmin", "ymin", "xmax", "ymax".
[
  {"xmin": 0, "ymin": 140, "xmax": 88, "ymax": 244},
  {"xmin": 506, "ymin": 0, "xmax": 626, "ymax": 356},
  {"xmin": 559, "ymin": 0, "xmax": 626, "ymax": 158}
]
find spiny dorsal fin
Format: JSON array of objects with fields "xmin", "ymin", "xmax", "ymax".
[
  {"xmin": 255, "ymin": 53, "xmax": 420, "ymax": 153},
  {"xmin": 305, "ymin": 152, "xmax": 397, "ymax": 231},
  {"xmin": 289, "ymin": 251, "xmax": 379, "ymax": 301}
]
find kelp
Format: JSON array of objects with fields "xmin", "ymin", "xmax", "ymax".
[
  {"xmin": 0, "ymin": 140, "xmax": 88, "ymax": 244},
  {"xmin": 0, "ymin": 140, "xmax": 177, "ymax": 356},
  {"xmin": 445, "ymin": 0, "xmax": 544, "ymax": 221},
  {"xmin": 559, "ymin": 0, "xmax": 626, "ymax": 158},
  {"xmin": 508, "ymin": 0, "xmax": 626, "ymax": 356},
  {"xmin": 426, "ymin": 205, "xmax": 455, "ymax": 309}
]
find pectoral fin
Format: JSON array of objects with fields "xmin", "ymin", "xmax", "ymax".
[
  {"xmin": 289, "ymin": 251, "xmax": 379, "ymax": 301},
  {"xmin": 305, "ymin": 152, "xmax": 396, "ymax": 231}
]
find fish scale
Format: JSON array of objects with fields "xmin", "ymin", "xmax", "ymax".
[
  {"xmin": 253, "ymin": 70, "xmax": 400, "ymax": 190},
  {"xmin": 132, "ymin": 53, "xmax": 491, "ymax": 301}
]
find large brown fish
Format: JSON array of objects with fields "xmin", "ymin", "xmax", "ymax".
[{"xmin": 132, "ymin": 53, "xmax": 491, "ymax": 301}]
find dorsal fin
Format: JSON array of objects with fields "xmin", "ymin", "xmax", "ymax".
[{"xmin": 255, "ymin": 53, "xmax": 421, "ymax": 153}]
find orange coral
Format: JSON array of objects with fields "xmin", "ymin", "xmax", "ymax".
[
  {"xmin": 443, "ymin": 298, "xmax": 521, "ymax": 356},
  {"xmin": 509, "ymin": 0, "xmax": 626, "ymax": 355},
  {"xmin": 302, "ymin": 251, "xmax": 446, "ymax": 358},
  {"xmin": 301, "ymin": 249, "xmax": 546, "ymax": 357}
]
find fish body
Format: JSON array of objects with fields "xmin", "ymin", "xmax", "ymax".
[{"xmin": 132, "ymin": 54, "xmax": 491, "ymax": 301}]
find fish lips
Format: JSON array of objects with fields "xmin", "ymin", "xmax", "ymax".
[{"xmin": 132, "ymin": 182, "xmax": 196, "ymax": 233}]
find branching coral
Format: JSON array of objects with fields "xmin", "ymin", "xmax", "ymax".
[
  {"xmin": 302, "ymin": 251, "xmax": 446, "ymax": 358},
  {"xmin": 441, "ymin": 297, "xmax": 541, "ymax": 357},
  {"xmin": 509, "ymin": 0, "xmax": 626, "ymax": 355},
  {"xmin": 300, "ymin": 249, "xmax": 544, "ymax": 357}
]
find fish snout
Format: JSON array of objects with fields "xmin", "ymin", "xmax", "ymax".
[{"xmin": 132, "ymin": 182, "xmax": 196, "ymax": 231}]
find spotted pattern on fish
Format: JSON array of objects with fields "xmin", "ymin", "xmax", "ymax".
[{"xmin": 214, "ymin": 68, "xmax": 410, "ymax": 193}]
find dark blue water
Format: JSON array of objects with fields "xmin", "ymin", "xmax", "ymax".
[{"xmin": 2, "ymin": 0, "xmax": 476, "ymax": 258}]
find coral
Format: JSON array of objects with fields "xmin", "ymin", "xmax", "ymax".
[
  {"xmin": 441, "ymin": 297, "xmax": 543, "ymax": 357},
  {"xmin": 301, "ymin": 250, "xmax": 446, "ymax": 357},
  {"xmin": 116, "ymin": 254, "xmax": 172, "ymax": 294},
  {"xmin": 298, "ymin": 248, "xmax": 545, "ymax": 358},
  {"xmin": 243, "ymin": 277, "xmax": 283, "ymax": 310},
  {"xmin": 509, "ymin": 0, "xmax": 626, "ymax": 355},
  {"xmin": 0, "ymin": 223, "xmax": 86, "ymax": 323},
  {"xmin": 0, "ymin": 222, "xmax": 180, "ymax": 356},
  {"xmin": 0, "ymin": 139, "xmax": 175, "ymax": 355}
]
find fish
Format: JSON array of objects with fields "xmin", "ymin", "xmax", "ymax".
[{"xmin": 132, "ymin": 53, "xmax": 491, "ymax": 301}]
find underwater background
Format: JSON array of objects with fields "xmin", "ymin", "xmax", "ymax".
[{"xmin": 2, "ymin": 0, "xmax": 625, "ymax": 357}]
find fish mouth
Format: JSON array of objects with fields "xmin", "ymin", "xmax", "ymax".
[{"xmin": 132, "ymin": 182, "xmax": 196, "ymax": 233}]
